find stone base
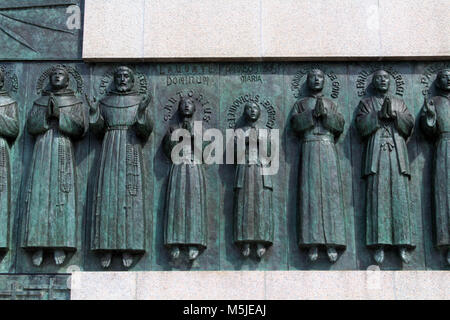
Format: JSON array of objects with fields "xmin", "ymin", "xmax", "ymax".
[
  {"xmin": 70, "ymin": 270, "xmax": 449, "ymax": 300},
  {"xmin": 0, "ymin": 274, "xmax": 70, "ymax": 300}
]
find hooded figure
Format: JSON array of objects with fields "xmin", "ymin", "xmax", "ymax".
[
  {"xmin": 23, "ymin": 66, "xmax": 86, "ymax": 266},
  {"xmin": 89, "ymin": 66, "xmax": 153, "ymax": 268}
]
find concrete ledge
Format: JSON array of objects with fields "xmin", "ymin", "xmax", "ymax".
[
  {"xmin": 70, "ymin": 271, "xmax": 450, "ymax": 300},
  {"xmin": 83, "ymin": 0, "xmax": 450, "ymax": 61}
]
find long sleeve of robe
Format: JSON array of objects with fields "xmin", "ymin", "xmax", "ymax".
[
  {"xmin": 91, "ymin": 94, "xmax": 153, "ymax": 252},
  {"xmin": 420, "ymin": 95, "xmax": 450, "ymax": 247},
  {"xmin": 23, "ymin": 96, "xmax": 86, "ymax": 250},
  {"xmin": 163, "ymin": 122, "xmax": 208, "ymax": 248},
  {"xmin": 233, "ymin": 126, "xmax": 274, "ymax": 245},
  {"xmin": 292, "ymin": 97, "xmax": 346, "ymax": 248},
  {"xmin": 0, "ymin": 98, "xmax": 19, "ymax": 250},
  {"xmin": 356, "ymin": 95, "xmax": 415, "ymax": 248}
]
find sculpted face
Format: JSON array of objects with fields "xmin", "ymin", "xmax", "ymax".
[
  {"xmin": 436, "ymin": 69, "xmax": 450, "ymax": 91},
  {"xmin": 114, "ymin": 68, "xmax": 135, "ymax": 93},
  {"xmin": 50, "ymin": 68, "xmax": 69, "ymax": 91},
  {"xmin": 372, "ymin": 70, "xmax": 390, "ymax": 93},
  {"xmin": 307, "ymin": 69, "xmax": 325, "ymax": 92},
  {"xmin": 244, "ymin": 102, "xmax": 261, "ymax": 122},
  {"xmin": 179, "ymin": 98, "xmax": 195, "ymax": 117}
]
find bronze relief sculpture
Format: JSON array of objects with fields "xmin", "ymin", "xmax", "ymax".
[
  {"xmin": 163, "ymin": 97, "xmax": 207, "ymax": 261},
  {"xmin": 23, "ymin": 66, "xmax": 86, "ymax": 266},
  {"xmin": 356, "ymin": 70, "xmax": 415, "ymax": 265},
  {"xmin": 0, "ymin": 69, "xmax": 19, "ymax": 254},
  {"xmin": 0, "ymin": 57, "xmax": 447, "ymax": 276},
  {"xmin": 291, "ymin": 69, "xmax": 346, "ymax": 263},
  {"xmin": 421, "ymin": 69, "xmax": 450, "ymax": 265},
  {"xmin": 89, "ymin": 66, "xmax": 153, "ymax": 268},
  {"xmin": 233, "ymin": 102, "xmax": 274, "ymax": 258}
]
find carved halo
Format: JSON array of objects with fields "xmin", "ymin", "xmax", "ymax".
[
  {"xmin": 0, "ymin": 65, "xmax": 19, "ymax": 93},
  {"xmin": 36, "ymin": 64, "xmax": 83, "ymax": 95},
  {"xmin": 291, "ymin": 65, "xmax": 341, "ymax": 99},
  {"xmin": 163, "ymin": 89, "xmax": 213, "ymax": 124},
  {"xmin": 97, "ymin": 65, "xmax": 148, "ymax": 97},
  {"xmin": 355, "ymin": 66, "xmax": 406, "ymax": 97},
  {"xmin": 419, "ymin": 62, "xmax": 450, "ymax": 97},
  {"xmin": 226, "ymin": 94, "xmax": 277, "ymax": 130}
]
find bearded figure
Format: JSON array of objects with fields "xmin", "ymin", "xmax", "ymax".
[{"xmin": 89, "ymin": 66, "xmax": 153, "ymax": 268}]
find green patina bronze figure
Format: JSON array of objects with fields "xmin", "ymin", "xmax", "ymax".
[
  {"xmin": 23, "ymin": 66, "xmax": 86, "ymax": 266},
  {"xmin": 421, "ymin": 69, "xmax": 450, "ymax": 265},
  {"xmin": 0, "ymin": 69, "xmax": 19, "ymax": 254},
  {"xmin": 291, "ymin": 69, "xmax": 346, "ymax": 263},
  {"xmin": 356, "ymin": 69, "xmax": 415, "ymax": 265},
  {"xmin": 233, "ymin": 102, "xmax": 274, "ymax": 258},
  {"xmin": 163, "ymin": 97, "xmax": 207, "ymax": 261},
  {"xmin": 89, "ymin": 66, "xmax": 153, "ymax": 268}
]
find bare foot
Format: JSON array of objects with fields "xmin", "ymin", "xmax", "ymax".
[
  {"xmin": 188, "ymin": 246, "xmax": 199, "ymax": 260},
  {"xmin": 122, "ymin": 252, "xmax": 133, "ymax": 268},
  {"xmin": 32, "ymin": 249, "xmax": 43, "ymax": 266},
  {"xmin": 327, "ymin": 247, "xmax": 338, "ymax": 263},
  {"xmin": 54, "ymin": 250, "xmax": 66, "ymax": 265},
  {"xmin": 308, "ymin": 246, "xmax": 318, "ymax": 262},
  {"xmin": 399, "ymin": 247, "xmax": 411, "ymax": 264},
  {"xmin": 100, "ymin": 252, "xmax": 112, "ymax": 268},
  {"xmin": 374, "ymin": 248, "xmax": 384, "ymax": 265},
  {"xmin": 241, "ymin": 243, "xmax": 250, "ymax": 257},
  {"xmin": 170, "ymin": 246, "xmax": 180, "ymax": 259},
  {"xmin": 256, "ymin": 243, "xmax": 266, "ymax": 258}
]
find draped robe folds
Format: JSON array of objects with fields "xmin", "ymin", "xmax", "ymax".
[
  {"xmin": 233, "ymin": 126, "xmax": 274, "ymax": 245},
  {"xmin": 421, "ymin": 94, "xmax": 450, "ymax": 248},
  {"xmin": 0, "ymin": 91, "xmax": 19, "ymax": 251},
  {"xmin": 163, "ymin": 121, "xmax": 207, "ymax": 248},
  {"xmin": 23, "ymin": 90, "xmax": 86, "ymax": 250},
  {"xmin": 291, "ymin": 95, "xmax": 346, "ymax": 248},
  {"xmin": 356, "ymin": 95, "xmax": 415, "ymax": 248},
  {"xmin": 91, "ymin": 92, "xmax": 153, "ymax": 253}
]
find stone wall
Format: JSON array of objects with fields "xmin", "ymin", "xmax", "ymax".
[{"xmin": 83, "ymin": 0, "xmax": 450, "ymax": 60}]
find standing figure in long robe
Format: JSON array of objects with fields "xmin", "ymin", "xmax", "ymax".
[
  {"xmin": 356, "ymin": 70, "xmax": 415, "ymax": 265},
  {"xmin": 0, "ymin": 69, "xmax": 19, "ymax": 254},
  {"xmin": 233, "ymin": 102, "xmax": 274, "ymax": 258},
  {"xmin": 291, "ymin": 69, "xmax": 346, "ymax": 263},
  {"xmin": 89, "ymin": 66, "xmax": 153, "ymax": 268},
  {"xmin": 23, "ymin": 66, "xmax": 86, "ymax": 266},
  {"xmin": 163, "ymin": 97, "xmax": 207, "ymax": 261},
  {"xmin": 420, "ymin": 69, "xmax": 450, "ymax": 265}
]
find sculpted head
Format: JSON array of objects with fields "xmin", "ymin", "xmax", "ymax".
[
  {"xmin": 0, "ymin": 69, "xmax": 4, "ymax": 90},
  {"xmin": 178, "ymin": 97, "xmax": 195, "ymax": 118},
  {"xmin": 372, "ymin": 70, "xmax": 390, "ymax": 93},
  {"xmin": 49, "ymin": 67, "xmax": 70, "ymax": 91},
  {"xmin": 307, "ymin": 69, "xmax": 325, "ymax": 92},
  {"xmin": 244, "ymin": 101, "xmax": 261, "ymax": 122},
  {"xmin": 436, "ymin": 69, "xmax": 450, "ymax": 91},
  {"xmin": 114, "ymin": 66, "xmax": 135, "ymax": 93}
]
